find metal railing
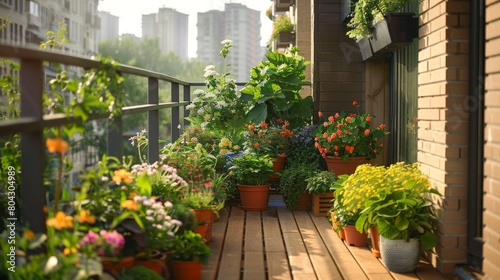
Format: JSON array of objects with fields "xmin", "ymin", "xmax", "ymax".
[{"xmin": 0, "ymin": 43, "xmax": 200, "ymax": 233}]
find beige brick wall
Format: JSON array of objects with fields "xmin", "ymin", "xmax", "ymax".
[
  {"xmin": 296, "ymin": 0, "xmax": 313, "ymax": 98},
  {"xmin": 484, "ymin": 0, "xmax": 500, "ymax": 278},
  {"xmin": 418, "ymin": 0, "xmax": 470, "ymax": 274}
]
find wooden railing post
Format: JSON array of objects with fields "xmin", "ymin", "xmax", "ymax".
[
  {"xmin": 19, "ymin": 59, "xmax": 45, "ymax": 233},
  {"xmin": 148, "ymin": 77, "xmax": 159, "ymax": 163},
  {"xmin": 184, "ymin": 85, "xmax": 190, "ymax": 126},
  {"xmin": 171, "ymin": 83, "xmax": 180, "ymax": 141}
]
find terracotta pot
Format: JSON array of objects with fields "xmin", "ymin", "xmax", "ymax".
[
  {"xmin": 324, "ymin": 156, "xmax": 368, "ymax": 176},
  {"xmin": 237, "ymin": 184, "xmax": 270, "ymax": 211},
  {"xmin": 169, "ymin": 259, "xmax": 203, "ymax": 280},
  {"xmin": 101, "ymin": 255, "xmax": 135, "ymax": 274},
  {"xmin": 330, "ymin": 211, "xmax": 345, "ymax": 240},
  {"xmin": 270, "ymin": 156, "xmax": 287, "ymax": 182},
  {"xmin": 369, "ymin": 226, "xmax": 381, "ymax": 258},
  {"xmin": 293, "ymin": 192, "xmax": 312, "ymax": 211},
  {"xmin": 135, "ymin": 257, "xmax": 169, "ymax": 278},
  {"xmin": 343, "ymin": 225, "xmax": 368, "ymax": 247},
  {"xmin": 192, "ymin": 208, "xmax": 214, "ymax": 242}
]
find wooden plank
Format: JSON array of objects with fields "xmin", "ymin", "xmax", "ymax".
[
  {"xmin": 310, "ymin": 213, "xmax": 369, "ymax": 280},
  {"xmin": 283, "ymin": 232, "xmax": 316, "ymax": 278},
  {"xmin": 277, "ymin": 206, "xmax": 299, "ymax": 233},
  {"xmin": 411, "ymin": 260, "xmax": 447, "ymax": 280},
  {"xmin": 243, "ymin": 211, "xmax": 265, "ymax": 280},
  {"xmin": 347, "ymin": 246, "xmax": 394, "ymax": 279},
  {"xmin": 217, "ymin": 207, "xmax": 245, "ymax": 280},
  {"xmin": 294, "ymin": 212, "xmax": 343, "ymax": 280},
  {"xmin": 266, "ymin": 251, "xmax": 292, "ymax": 280},
  {"xmin": 263, "ymin": 208, "xmax": 291, "ymax": 279},
  {"xmin": 201, "ymin": 207, "xmax": 230, "ymax": 280},
  {"xmin": 263, "ymin": 207, "xmax": 286, "ymax": 252},
  {"xmin": 242, "ymin": 251, "xmax": 266, "ymax": 280}
]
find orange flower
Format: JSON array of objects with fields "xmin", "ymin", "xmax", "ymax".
[
  {"xmin": 77, "ymin": 210, "xmax": 96, "ymax": 224},
  {"xmin": 121, "ymin": 200, "xmax": 139, "ymax": 211},
  {"xmin": 253, "ymin": 142, "xmax": 259, "ymax": 149},
  {"xmin": 46, "ymin": 211, "xmax": 73, "ymax": 230},
  {"xmin": 23, "ymin": 229, "xmax": 35, "ymax": 240},
  {"xmin": 379, "ymin": 124, "xmax": 386, "ymax": 129},
  {"xmin": 248, "ymin": 124, "xmax": 255, "ymax": 131},
  {"xmin": 328, "ymin": 116, "xmax": 334, "ymax": 122},
  {"xmin": 366, "ymin": 116, "xmax": 371, "ymax": 122},
  {"xmin": 113, "ymin": 169, "xmax": 133, "ymax": 184},
  {"xmin": 46, "ymin": 137, "xmax": 69, "ymax": 154},
  {"xmin": 260, "ymin": 121, "xmax": 268, "ymax": 129},
  {"xmin": 323, "ymin": 122, "xmax": 328, "ymax": 127},
  {"xmin": 318, "ymin": 111, "xmax": 323, "ymax": 118},
  {"xmin": 364, "ymin": 129, "xmax": 370, "ymax": 136},
  {"xmin": 63, "ymin": 246, "xmax": 79, "ymax": 255},
  {"xmin": 345, "ymin": 116, "xmax": 352, "ymax": 123},
  {"xmin": 352, "ymin": 101, "xmax": 358, "ymax": 106}
]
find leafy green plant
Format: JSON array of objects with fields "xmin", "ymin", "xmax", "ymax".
[
  {"xmin": 305, "ymin": 171, "xmax": 337, "ymax": 194},
  {"xmin": 229, "ymin": 152, "xmax": 274, "ymax": 185},
  {"xmin": 169, "ymin": 230, "xmax": 212, "ymax": 264},
  {"xmin": 119, "ymin": 265, "xmax": 164, "ymax": 280},
  {"xmin": 244, "ymin": 120, "xmax": 294, "ymax": 157},
  {"xmin": 271, "ymin": 15, "xmax": 294, "ymax": 39},
  {"xmin": 279, "ymin": 163, "xmax": 319, "ymax": 210},
  {"xmin": 240, "ymin": 47, "xmax": 312, "ymax": 128},
  {"xmin": 346, "ymin": 0, "xmax": 419, "ymax": 39},
  {"xmin": 353, "ymin": 162, "xmax": 441, "ymax": 249}
]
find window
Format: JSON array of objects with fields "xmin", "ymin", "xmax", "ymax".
[
  {"xmin": 0, "ymin": 0, "xmax": 12, "ymax": 8},
  {"xmin": 29, "ymin": 1, "xmax": 39, "ymax": 16}
]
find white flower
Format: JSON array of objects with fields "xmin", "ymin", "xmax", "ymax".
[
  {"xmin": 197, "ymin": 108, "xmax": 205, "ymax": 115},
  {"xmin": 101, "ymin": 176, "xmax": 109, "ymax": 182},
  {"xmin": 203, "ymin": 70, "xmax": 218, "ymax": 77},
  {"xmin": 192, "ymin": 97, "xmax": 200, "ymax": 103},
  {"xmin": 204, "ymin": 92, "xmax": 216, "ymax": 99},
  {"xmin": 204, "ymin": 65, "xmax": 215, "ymax": 72},
  {"xmin": 186, "ymin": 104, "xmax": 195, "ymax": 110},
  {"xmin": 193, "ymin": 89, "xmax": 204, "ymax": 96},
  {"xmin": 221, "ymin": 39, "xmax": 233, "ymax": 45}
]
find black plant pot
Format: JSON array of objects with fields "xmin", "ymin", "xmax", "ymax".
[
  {"xmin": 277, "ymin": 31, "xmax": 296, "ymax": 48},
  {"xmin": 356, "ymin": 37, "xmax": 373, "ymax": 61},
  {"xmin": 369, "ymin": 13, "xmax": 418, "ymax": 53}
]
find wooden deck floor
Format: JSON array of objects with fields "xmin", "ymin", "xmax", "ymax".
[{"xmin": 201, "ymin": 206, "xmax": 447, "ymax": 280}]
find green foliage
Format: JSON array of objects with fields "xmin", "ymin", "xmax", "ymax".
[
  {"xmin": 240, "ymin": 47, "xmax": 312, "ymax": 128},
  {"xmin": 279, "ymin": 163, "xmax": 319, "ymax": 210},
  {"xmin": 350, "ymin": 162, "xmax": 441, "ymax": 249},
  {"xmin": 119, "ymin": 266, "xmax": 164, "ymax": 280},
  {"xmin": 39, "ymin": 20, "xmax": 69, "ymax": 50},
  {"xmin": 305, "ymin": 171, "xmax": 337, "ymax": 194},
  {"xmin": 346, "ymin": 0, "xmax": 418, "ymax": 39},
  {"xmin": 271, "ymin": 15, "xmax": 294, "ymax": 39},
  {"xmin": 229, "ymin": 152, "xmax": 274, "ymax": 185},
  {"xmin": 186, "ymin": 40, "xmax": 250, "ymax": 134},
  {"xmin": 169, "ymin": 230, "xmax": 212, "ymax": 264}
]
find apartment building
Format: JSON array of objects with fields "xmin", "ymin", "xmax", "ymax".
[
  {"xmin": 197, "ymin": 3, "xmax": 263, "ymax": 81},
  {"xmin": 142, "ymin": 8, "xmax": 188, "ymax": 60},
  {"xmin": 97, "ymin": 10, "xmax": 119, "ymax": 43}
]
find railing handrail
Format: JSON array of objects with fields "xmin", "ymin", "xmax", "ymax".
[{"xmin": 0, "ymin": 42, "xmax": 198, "ymax": 234}]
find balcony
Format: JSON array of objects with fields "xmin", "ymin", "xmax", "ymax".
[{"xmin": 0, "ymin": 42, "xmax": 446, "ymax": 279}]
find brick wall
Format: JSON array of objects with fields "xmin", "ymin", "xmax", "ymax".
[
  {"xmin": 418, "ymin": 0, "xmax": 470, "ymax": 274},
  {"xmin": 312, "ymin": 0, "xmax": 365, "ymax": 118},
  {"xmin": 296, "ymin": 0, "xmax": 312, "ymax": 98},
  {"xmin": 484, "ymin": 0, "xmax": 500, "ymax": 278}
]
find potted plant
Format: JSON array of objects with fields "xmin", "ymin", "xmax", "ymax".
[
  {"xmin": 168, "ymin": 230, "xmax": 212, "ymax": 280},
  {"xmin": 306, "ymin": 171, "xmax": 337, "ymax": 216},
  {"xmin": 271, "ymin": 14, "xmax": 295, "ymax": 47},
  {"xmin": 346, "ymin": 0, "xmax": 419, "ymax": 57},
  {"xmin": 354, "ymin": 162, "xmax": 441, "ymax": 272},
  {"xmin": 279, "ymin": 163, "xmax": 319, "ymax": 210},
  {"xmin": 229, "ymin": 152, "xmax": 274, "ymax": 211},
  {"xmin": 313, "ymin": 101, "xmax": 388, "ymax": 176}
]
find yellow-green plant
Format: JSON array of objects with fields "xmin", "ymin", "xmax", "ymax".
[{"xmin": 271, "ymin": 15, "xmax": 294, "ymax": 39}]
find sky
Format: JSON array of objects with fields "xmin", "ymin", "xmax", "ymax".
[{"xmin": 98, "ymin": 0, "xmax": 273, "ymax": 59}]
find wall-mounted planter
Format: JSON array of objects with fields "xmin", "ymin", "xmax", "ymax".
[
  {"xmin": 341, "ymin": 0, "xmax": 356, "ymax": 23},
  {"xmin": 277, "ymin": 31, "xmax": 296, "ymax": 48},
  {"xmin": 369, "ymin": 13, "xmax": 418, "ymax": 53},
  {"xmin": 274, "ymin": 0, "xmax": 294, "ymax": 12},
  {"xmin": 357, "ymin": 37, "xmax": 373, "ymax": 61}
]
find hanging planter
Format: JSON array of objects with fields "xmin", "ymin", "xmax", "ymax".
[
  {"xmin": 369, "ymin": 13, "xmax": 418, "ymax": 53},
  {"xmin": 356, "ymin": 37, "xmax": 373, "ymax": 61},
  {"xmin": 277, "ymin": 31, "xmax": 296, "ymax": 48}
]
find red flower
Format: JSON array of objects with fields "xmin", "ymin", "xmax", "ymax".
[
  {"xmin": 328, "ymin": 116, "xmax": 334, "ymax": 122},
  {"xmin": 346, "ymin": 116, "xmax": 351, "ymax": 123},
  {"xmin": 364, "ymin": 129, "xmax": 370, "ymax": 136},
  {"xmin": 366, "ymin": 115, "xmax": 371, "ymax": 122},
  {"xmin": 379, "ymin": 124, "xmax": 386, "ymax": 129},
  {"xmin": 335, "ymin": 113, "xmax": 340, "ymax": 118},
  {"xmin": 318, "ymin": 111, "xmax": 323, "ymax": 118},
  {"xmin": 260, "ymin": 121, "xmax": 268, "ymax": 129},
  {"xmin": 352, "ymin": 101, "xmax": 358, "ymax": 106},
  {"xmin": 249, "ymin": 124, "xmax": 255, "ymax": 131}
]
